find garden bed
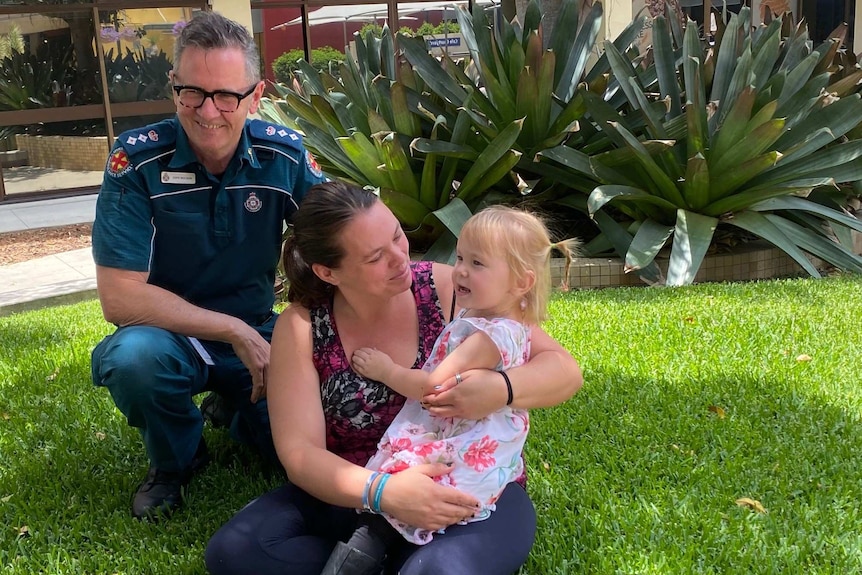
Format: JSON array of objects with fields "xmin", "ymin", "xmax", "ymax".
[{"xmin": 0, "ymin": 223, "xmax": 92, "ymax": 266}]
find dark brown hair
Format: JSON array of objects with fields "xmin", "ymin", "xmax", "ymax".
[{"xmin": 283, "ymin": 181, "xmax": 379, "ymax": 307}]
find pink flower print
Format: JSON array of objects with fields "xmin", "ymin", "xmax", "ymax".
[
  {"xmin": 402, "ymin": 423, "xmax": 427, "ymax": 436},
  {"xmin": 463, "ymin": 435, "xmax": 498, "ymax": 472},
  {"xmin": 383, "ymin": 459, "xmax": 411, "ymax": 474},
  {"xmin": 415, "ymin": 440, "xmax": 445, "ymax": 459},
  {"xmin": 390, "ymin": 436, "xmax": 413, "ymax": 451}
]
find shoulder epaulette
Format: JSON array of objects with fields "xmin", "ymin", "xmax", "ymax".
[
  {"xmin": 248, "ymin": 119, "xmax": 303, "ymax": 150},
  {"xmin": 116, "ymin": 120, "xmax": 177, "ymax": 156}
]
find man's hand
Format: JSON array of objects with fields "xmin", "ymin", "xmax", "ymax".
[{"xmin": 231, "ymin": 325, "xmax": 271, "ymax": 403}]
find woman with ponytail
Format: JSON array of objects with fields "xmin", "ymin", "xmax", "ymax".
[{"xmin": 206, "ymin": 182, "xmax": 583, "ymax": 575}]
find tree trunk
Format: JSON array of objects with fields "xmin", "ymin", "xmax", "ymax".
[
  {"xmin": 57, "ymin": 12, "xmax": 101, "ymax": 105},
  {"xmin": 64, "ymin": 12, "xmax": 97, "ymax": 75}
]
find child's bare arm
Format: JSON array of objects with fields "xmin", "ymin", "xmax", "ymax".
[
  {"xmin": 426, "ymin": 331, "xmax": 501, "ymax": 389},
  {"xmin": 352, "ymin": 348, "xmax": 430, "ymax": 400},
  {"xmin": 353, "ymin": 331, "xmax": 502, "ymax": 400}
]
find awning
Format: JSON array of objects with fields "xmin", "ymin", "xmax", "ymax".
[{"xmin": 271, "ymin": 1, "xmax": 497, "ymax": 30}]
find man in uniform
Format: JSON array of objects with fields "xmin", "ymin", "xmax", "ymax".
[{"xmin": 90, "ymin": 11, "xmax": 325, "ymax": 519}]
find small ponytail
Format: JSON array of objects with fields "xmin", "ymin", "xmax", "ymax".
[{"xmin": 549, "ymin": 238, "xmax": 581, "ymax": 291}]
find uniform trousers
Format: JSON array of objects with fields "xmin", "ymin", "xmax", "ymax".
[
  {"xmin": 90, "ymin": 313, "xmax": 278, "ymax": 472},
  {"xmin": 205, "ymin": 481, "xmax": 536, "ymax": 575}
]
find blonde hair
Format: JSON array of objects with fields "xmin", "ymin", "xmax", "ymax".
[{"xmin": 458, "ymin": 206, "xmax": 580, "ymax": 324}]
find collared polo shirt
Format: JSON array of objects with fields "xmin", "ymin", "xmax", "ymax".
[{"xmin": 93, "ymin": 116, "xmax": 326, "ymax": 324}]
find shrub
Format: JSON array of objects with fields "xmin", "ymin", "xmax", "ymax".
[
  {"xmin": 433, "ymin": 21, "xmax": 460, "ymax": 34},
  {"xmin": 272, "ymin": 46, "xmax": 345, "ymax": 84},
  {"xmin": 362, "ymin": 21, "xmax": 460, "ymax": 39},
  {"xmin": 358, "ymin": 23, "xmax": 384, "ymax": 39}
]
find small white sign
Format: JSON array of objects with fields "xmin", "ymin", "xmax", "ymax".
[{"xmin": 161, "ymin": 171, "xmax": 196, "ymax": 185}]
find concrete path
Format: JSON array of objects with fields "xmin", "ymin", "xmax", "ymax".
[{"xmin": 0, "ymin": 194, "xmax": 98, "ymax": 316}]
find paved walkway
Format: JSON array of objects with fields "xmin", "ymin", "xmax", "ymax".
[{"xmin": 0, "ymin": 194, "xmax": 98, "ymax": 316}]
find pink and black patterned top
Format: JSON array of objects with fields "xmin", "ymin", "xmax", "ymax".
[{"xmin": 311, "ymin": 261, "xmax": 445, "ymax": 466}]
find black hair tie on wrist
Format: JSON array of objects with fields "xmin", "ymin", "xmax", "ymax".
[{"xmin": 499, "ymin": 370, "xmax": 513, "ymax": 406}]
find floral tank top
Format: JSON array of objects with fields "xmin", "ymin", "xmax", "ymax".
[{"xmin": 311, "ymin": 261, "xmax": 445, "ymax": 466}]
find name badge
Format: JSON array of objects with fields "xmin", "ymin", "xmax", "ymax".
[{"xmin": 160, "ymin": 171, "xmax": 196, "ymax": 185}]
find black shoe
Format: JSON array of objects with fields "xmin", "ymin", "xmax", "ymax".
[
  {"xmin": 131, "ymin": 439, "xmax": 210, "ymax": 520},
  {"xmin": 320, "ymin": 542, "xmax": 382, "ymax": 575},
  {"xmin": 200, "ymin": 392, "xmax": 235, "ymax": 429}
]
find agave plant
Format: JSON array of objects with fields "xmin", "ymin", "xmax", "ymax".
[
  {"xmin": 538, "ymin": 8, "xmax": 862, "ymax": 285},
  {"xmin": 260, "ymin": 0, "xmax": 652, "ymax": 258},
  {"xmin": 259, "ymin": 25, "xmax": 527, "ymax": 257},
  {"xmin": 404, "ymin": 0, "xmax": 650, "ymax": 203},
  {"xmin": 402, "ymin": 0, "xmax": 604, "ymax": 162}
]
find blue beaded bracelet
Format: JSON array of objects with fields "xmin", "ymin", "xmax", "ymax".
[
  {"xmin": 372, "ymin": 473, "xmax": 392, "ymax": 514},
  {"xmin": 362, "ymin": 471, "xmax": 380, "ymax": 512}
]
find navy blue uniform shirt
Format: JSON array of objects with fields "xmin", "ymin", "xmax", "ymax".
[{"xmin": 92, "ymin": 117, "xmax": 326, "ymax": 324}]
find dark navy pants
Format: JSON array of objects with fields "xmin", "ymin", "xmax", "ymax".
[
  {"xmin": 90, "ymin": 313, "xmax": 278, "ymax": 472},
  {"xmin": 205, "ymin": 481, "xmax": 536, "ymax": 575}
]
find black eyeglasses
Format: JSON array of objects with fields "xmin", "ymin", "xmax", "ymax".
[{"xmin": 172, "ymin": 84, "xmax": 257, "ymax": 113}]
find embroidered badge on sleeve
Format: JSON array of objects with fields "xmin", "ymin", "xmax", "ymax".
[
  {"xmin": 107, "ymin": 148, "xmax": 133, "ymax": 178},
  {"xmin": 305, "ymin": 150, "xmax": 323, "ymax": 178}
]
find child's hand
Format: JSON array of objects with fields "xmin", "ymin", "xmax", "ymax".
[{"xmin": 352, "ymin": 347, "xmax": 394, "ymax": 382}]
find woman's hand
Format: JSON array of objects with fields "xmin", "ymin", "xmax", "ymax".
[
  {"xmin": 420, "ymin": 370, "xmax": 506, "ymax": 419},
  {"xmin": 424, "ymin": 326, "xmax": 584, "ymax": 415},
  {"xmin": 380, "ymin": 463, "xmax": 480, "ymax": 531}
]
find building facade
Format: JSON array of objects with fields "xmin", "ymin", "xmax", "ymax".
[{"xmin": 0, "ymin": 0, "xmax": 855, "ymax": 200}]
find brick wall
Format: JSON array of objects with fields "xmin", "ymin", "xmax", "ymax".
[
  {"xmin": 556, "ymin": 243, "xmax": 807, "ymax": 290},
  {"xmin": 17, "ymin": 134, "xmax": 110, "ymax": 171}
]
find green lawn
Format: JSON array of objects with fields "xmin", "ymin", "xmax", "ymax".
[{"xmin": 2, "ymin": 276, "xmax": 862, "ymax": 574}]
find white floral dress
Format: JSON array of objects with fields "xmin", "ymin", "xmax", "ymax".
[{"xmin": 365, "ymin": 311, "xmax": 531, "ymax": 544}]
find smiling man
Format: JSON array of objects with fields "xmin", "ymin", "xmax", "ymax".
[{"xmin": 90, "ymin": 11, "xmax": 325, "ymax": 519}]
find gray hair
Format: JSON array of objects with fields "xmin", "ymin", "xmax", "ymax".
[{"xmin": 173, "ymin": 11, "xmax": 260, "ymax": 83}]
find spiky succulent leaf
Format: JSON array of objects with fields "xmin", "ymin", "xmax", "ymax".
[
  {"xmin": 626, "ymin": 220, "xmax": 675, "ymax": 271},
  {"xmin": 766, "ymin": 214, "xmax": 862, "ymax": 273},
  {"xmin": 726, "ymin": 210, "xmax": 821, "ymax": 276},
  {"xmin": 666, "ymin": 210, "xmax": 718, "ymax": 286}
]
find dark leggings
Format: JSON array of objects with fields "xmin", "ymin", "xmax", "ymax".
[{"xmin": 205, "ymin": 482, "xmax": 537, "ymax": 575}]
